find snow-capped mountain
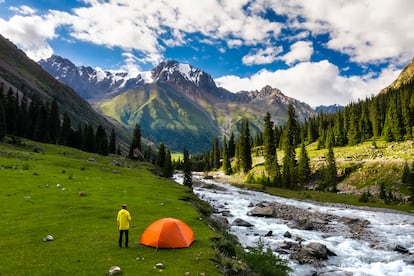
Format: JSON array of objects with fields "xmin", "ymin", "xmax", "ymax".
[
  {"xmin": 39, "ymin": 55, "xmax": 144, "ymax": 99},
  {"xmin": 151, "ymin": 60, "xmax": 217, "ymax": 91},
  {"xmin": 39, "ymin": 55, "xmax": 317, "ymax": 151}
]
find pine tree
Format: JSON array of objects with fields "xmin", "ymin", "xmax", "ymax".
[
  {"xmin": 48, "ymin": 99, "xmax": 60, "ymax": 144},
  {"xmin": 109, "ymin": 128, "xmax": 116, "ymax": 154},
  {"xmin": 228, "ymin": 132, "xmax": 236, "ymax": 158},
  {"xmin": 270, "ymin": 149, "xmax": 281, "ymax": 186},
  {"xmin": 282, "ymin": 104, "xmax": 298, "ymax": 189},
  {"xmin": 263, "ymin": 112, "xmax": 275, "ymax": 175},
  {"xmin": 297, "ymin": 142, "xmax": 311, "ymax": 189},
  {"xmin": 183, "ymin": 147, "xmax": 192, "ymax": 189},
  {"xmin": 238, "ymin": 119, "xmax": 252, "ymax": 173},
  {"xmin": 33, "ymin": 103, "xmax": 48, "ymax": 142},
  {"xmin": 59, "ymin": 113, "xmax": 71, "ymax": 145},
  {"xmin": 0, "ymin": 100, "xmax": 5, "ymax": 140},
  {"xmin": 162, "ymin": 149, "xmax": 173, "ymax": 178},
  {"xmin": 128, "ymin": 123, "xmax": 142, "ymax": 159},
  {"xmin": 319, "ymin": 145, "xmax": 337, "ymax": 192},
  {"xmin": 222, "ymin": 136, "xmax": 232, "ymax": 175},
  {"xmin": 156, "ymin": 143, "xmax": 166, "ymax": 168},
  {"xmin": 83, "ymin": 124, "xmax": 95, "ymax": 152},
  {"xmin": 95, "ymin": 125, "xmax": 109, "ymax": 156},
  {"xmin": 347, "ymin": 104, "xmax": 361, "ymax": 145},
  {"xmin": 212, "ymin": 137, "xmax": 220, "ymax": 169}
]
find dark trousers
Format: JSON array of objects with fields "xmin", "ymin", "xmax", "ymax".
[{"xmin": 119, "ymin": 230, "xmax": 129, "ymax": 247}]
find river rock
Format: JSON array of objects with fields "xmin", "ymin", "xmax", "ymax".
[
  {"xmin": 210, "ymin": 215, "xmax": 230, "ymax": 229},
  {"xmin": 394, "ymin": 245, "xmax": 409, "ymax": 254},
  {"xmin": 247, "ymin": 206, "xmax": 274, "ymax": 217},
  {"xmin": 283, "ymin": 231, "xmax": 292, "ymax": 238},
  {"xmin": 301, "ymin": 242, "xmax": 337, "ymax": 260},
  {"xmin": 232, "ymin": 218, "xmax": 254, "ymax": 227},
  {"xmin": 264, "ymin": 230, "xmax": 273, "ymax": 237}
]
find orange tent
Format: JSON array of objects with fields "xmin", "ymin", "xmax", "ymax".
[{"xmin": 140, "ymin": 218, "xmax": 195, "ymax": 249}]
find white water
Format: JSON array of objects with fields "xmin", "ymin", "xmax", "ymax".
[{"xmin": 173, "ymin": 173, "xmax": 414, "ymax": 276}]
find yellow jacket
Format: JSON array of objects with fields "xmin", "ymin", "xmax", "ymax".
[{"xmin": 117, "ymin": 209, "xmax": 131, "ymax": 230}]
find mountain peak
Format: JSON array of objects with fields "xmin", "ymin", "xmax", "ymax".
[
  {"xmin": 39, "ymin": 55, "xmax": 144, "ymax": 99},
  {"xmin": 381, "ymin": 57, "xmax": 414, "ymax": 93},
  {"xmin": 151, "ymin": 60, "xmax": 215, "ymax": 89}
]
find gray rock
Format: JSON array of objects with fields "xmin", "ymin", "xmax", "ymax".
[
  {"xmin": 232, "ymin": 218, "xmax": 254, "ymax": 227},
  {"xmin": 301, "ymin": 242, "xmax": 336, "ymax": 260}
]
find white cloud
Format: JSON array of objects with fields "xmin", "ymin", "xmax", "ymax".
[
  {"xmin": 242, "ymin": 46, "xmax": 283, "ymax": 65},
  {"xmin": 9, "ymin": 5, "xmax": 37, "ymax": 15},
  {"xmin": 0, "ymin": 14, "xmax": 57, "ymax": 60},
  {"xmin": 215, "ymin": 60, "xmax": 400, "ymax": 106},
  {"xmin": 281, "ymin": 41, "xmax": 313, "ymax": 65},
  {"xmin": 265, "ymin": 0, "xmax": 414, "ymax": 65}
]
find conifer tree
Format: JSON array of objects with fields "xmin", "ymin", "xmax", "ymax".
[
  {"xmin": 297, "ymin": 142, "xmax": 311, "ymax": 189},
  {"xmin": 48, "ymin": 99, "xmax": 60, "ymax": 144},
  {"xmin": 128, "ymin": 123, "xmax": 142, "ymax": 159},
  {"xmin": 162, "ymin": 149, "xmax": 173, "ymax": 178},
  {"xmin": 156, "ymin": 143, "xmax": 166, "ymax": 168},
  {"xmin": 6, "ymin": 87, "xmax": 17, "ymax": 134},
  {"xmin": 183, "ymin": 147, "xmax": 192, "ymax": 189},
  {"xmin": 0, "ymin": 100, "xmax": 5, "ymax": 140},
  {"xmin": 263, "ymin": 112, "xmax": 275, "ymax": 175},
  {"xmin": 319, "ymin": 145, "xmax": 337, "ymax": 192},
  {"xmin": 222, "ymin": 136, "xmax": 232, "ymax": 175},
  {"xmin": 346, "ymin": 104, "xmax": 361, "ymax": 145},
  {"xmin": 33, "ymin": 103, "xmax": 48, "ymax": 142},
  {"xmin": 83, "ymin": 124, "xmax": 95, "ymax": 152},
  {"xmin": 95, "ymin": 125, "xmax": 109, "ymax": 156},
  {"xmin": 238, "ymin": 119, "xmax": 252, "ymax": 173},
  {"xmin": 228, "ymin": 132, "xmax": 236, "ymax": 158},
  {"xmin": 109, "ymin": 128, "xmax": 116, "ymax": 154},
  {"xmin": 270, "ymin": 148, "xmax": 281, "ymax": 186},
  {"xmin": 282, "ymin": 104, "xmax": 298, "ymax": 189},
  {"xmin": 59, "ymin": 113, "xmax": 71, "ymax": 145},
  {"xmin": 212, "ymin": 137, "xmax": 220, "ymax": 169}
]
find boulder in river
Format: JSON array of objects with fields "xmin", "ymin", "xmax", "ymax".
[
  {"xmin": 232, "ymin": 218, "xmax": 254, "ymax": 227},
  {"xmin": 301, "ymin": 242, "xmax": 337, "ymax": 260}
]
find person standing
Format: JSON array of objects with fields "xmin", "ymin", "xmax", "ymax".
[{"xmin": 117, "ymin": 204, "xmax": 131, "ymax": 248}]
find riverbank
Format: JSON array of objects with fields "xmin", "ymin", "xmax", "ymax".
[
  {"xmin": 187, "ymin": 173, "xmax": 414, "ymax": 275},
  {"xmin": 199, "ymin": 171, "xmax": 414, "ymax": 214}
]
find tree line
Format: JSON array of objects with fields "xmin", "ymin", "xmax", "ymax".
[
  {"xmin": 193, "ymin": 78, "xmax": 414, "ymax": 195},
  {"xmin": 0, "ymin": 83, "xmax": 119, "ymax": 155}
]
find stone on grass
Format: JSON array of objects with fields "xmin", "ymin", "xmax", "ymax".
[
  {"xmin": 154, "ymin": 262, "xmax": 165, "ymax": 269},
  {"xmin": 108, "ymin": 266, "xmax": 121, "ymax": 275},
  {"xmin": 78, "ymin": 191, "xmax": 87, "ymax": 197},
  {"xmin": 43, "ymin": 234, "xmax": 54, "ymax": 242}
]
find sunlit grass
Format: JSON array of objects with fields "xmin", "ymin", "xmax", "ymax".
[{"xmin": 0, "ymin": 139, "xmax": 220, "ymax": 275}]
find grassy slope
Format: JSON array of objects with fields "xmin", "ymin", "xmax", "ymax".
[{"xmin": 0, "ymin": 140, "xmax": 220, "ymax": 275}]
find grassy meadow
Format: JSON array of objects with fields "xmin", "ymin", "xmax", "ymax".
[{"xmin": 0, "ymin": 139, "xmax": 220, "ymax": 275}]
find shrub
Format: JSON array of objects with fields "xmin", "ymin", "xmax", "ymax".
[{"xmin": 244, "ymin": 240, "xmax": 291, "ymax": 276}]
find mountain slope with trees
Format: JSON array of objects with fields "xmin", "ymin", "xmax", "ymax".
[{"xmin": 0, "ymin": 34, "xmax": 131, "ymax": 149}]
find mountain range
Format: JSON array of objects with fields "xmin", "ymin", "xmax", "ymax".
[
  {"xmin": 39, "ymin": 57, "xmax": 317, "ymax": 151},
  {"xmin": 0, "ymin": 34, "xmax": 131, "ymax": 147}
]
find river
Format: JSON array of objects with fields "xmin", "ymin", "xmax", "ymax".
[{"xmin": 173, "ymin": 173, "xmax": 414, "ymax": 276}]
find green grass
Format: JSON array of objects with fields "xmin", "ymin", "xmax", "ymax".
[{"xmin": 0, "ymin": 140, "xmax": 220, "ymax": 275}]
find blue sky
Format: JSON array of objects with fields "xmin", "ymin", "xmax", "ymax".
[{"xmin": 0, "ymin": 0, "xmax": 413, "ymax": 106}]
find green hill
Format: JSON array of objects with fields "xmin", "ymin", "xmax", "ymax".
[{"xmin": 0, "ymin": 139, "xmax": 220, "ymax": 275}]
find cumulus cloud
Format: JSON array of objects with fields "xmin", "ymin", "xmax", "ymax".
[
  {"xmin": 0, "ymin": 13, "xmax": 57, "ymax": 60},
  {"xmin": 242, "ymin": 46, "xmax": 283, "ymax": 65},
  {"xmin": 215, "ymin": 60, "xmax": 400, "ymax": 106},
  {"xmin": 280, "ymin": 41, "xmax": 313, "ymax": 65},
  {"xmin": 265, "ymin": 0, "xmax": 414, "ymax": 64}
]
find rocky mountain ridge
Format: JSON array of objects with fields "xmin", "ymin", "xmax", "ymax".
[{"xmin": 39, "ymin": 55, "xmax": 318, "ymax": 151}]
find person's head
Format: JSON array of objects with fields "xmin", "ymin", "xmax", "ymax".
[{"xmin": 122, "ymin": 204, "xmax": 128, "ymax": 209}]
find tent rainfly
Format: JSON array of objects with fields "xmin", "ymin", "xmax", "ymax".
[{"xmin": 140, "ymin": 218, "xmax": 195, "ymax": 249}]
